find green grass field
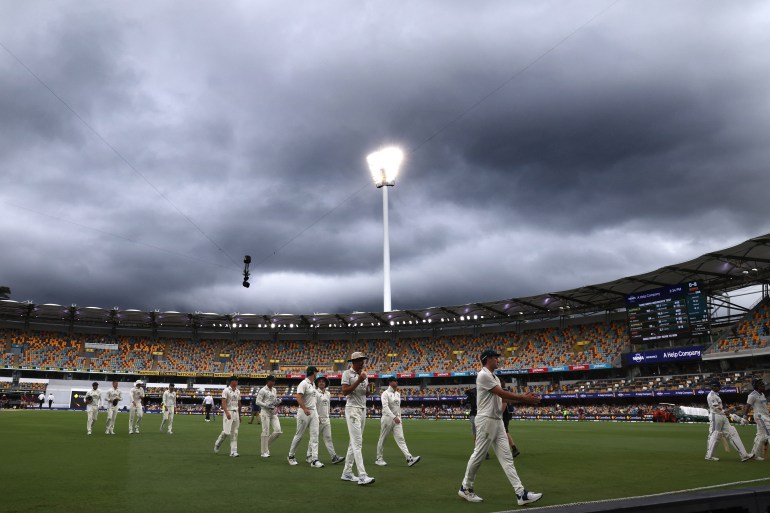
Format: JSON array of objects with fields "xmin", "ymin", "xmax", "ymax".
[{"xmin": 1, "ymin": 411, "xmax": 767, "ymax": 513}]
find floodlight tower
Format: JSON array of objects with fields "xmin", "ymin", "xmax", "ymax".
[{"xmin": 367, "ymin": 146, "xmax": 404, "ymax": 312}]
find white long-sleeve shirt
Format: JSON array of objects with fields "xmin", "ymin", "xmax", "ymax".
[
  {"xmin": 747, "ymin": 390, "xmax": 769, "ymax": 419},
  {"xmin": 256, "ymin": 386, "xmax": 279, "ymax": 410},
  {"xmin": 707, "ymin": 390, "xmax": 725, "ymax": 416},
  {"xmin": 85, "ymin": 389, "xmax": 101, "ymax": 410},
  {"xmin": 105, "ymin": 387, "xmax": 122, "ymax": 407},
  {"xmin": 381, "ymin": 386, "xmax": 402, "ymax": 419},
  {"xmin": 162, "ymin": 390, "xmax": 177, "ymax": 408},
  {"xmin": 130, "ymin": 386, "xmax": 145, "ymax": 409}
]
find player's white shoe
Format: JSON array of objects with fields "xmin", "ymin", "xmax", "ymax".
[
  {"xmin": 168, "ymin": 431, "xmax": 173, "ymax": 435},
  {"xmin": 310, "ymin": 460, "xmax": 325, "ymax": 468},
  {"xmin": 261, "ymin": 452, "xmax": 270, "ymax": 458},
  {"xmin": 287, "ymin": 456, "xmax": 298, "ymax": 466},
  {"xmin": 517, "ymin": 490, "xmax": 543, "ymax": 506},
  {"xmin": 340, "ymin": 473, "xmax": 357, "ymax": 482},
  {"xmin": 128, "ymin": 430, "xmax": 134, "ymax": 435},
  {"xmin": 458, "ymin": 486, "xmax": 483, "ymax": 503},
  {"xmin": 230, "ymin": 452, "xmax": 239, "ymax": 458},
  {"xmin": 331, "ymin": 455, "xmax": 345, "ymax": 464},
  {"xmin": 755, "ymin": 456, "xmax": 765, "ymax": 461},
  {"xmin": 374, "ymin": 458, "xmax": 387, "ymax": 466},
  {"xmin": 358, "ymin": 475, "xmax": 375, "ymax": 485},
  {"xmin": 407, "ymin": 456, "xmax": 421, "ymax": 467},
  {"xmin": 704, "ymin": 456, "xmax": 719, "ymax": 461},
  {"xmin": 741, "ymin": 453, "xmax": 755, "ymax": 462},
  {"xmin": 214, "ymin": 443, "xmax": 221, "ymax": 454}
]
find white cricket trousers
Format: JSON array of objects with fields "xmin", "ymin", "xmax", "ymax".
[
  {"xmin": 319, "ymin": 418, "xmax": 338, "ymax": 458},
  {"xmin": 260, "ymin": 411, "xmax": 282, "ymax": 454},
  {"xmin": 342, "ymin": 406, "xmax": 368, "ymax": 477},
  {"xmin": 462, "ymin": 415, "xmax": 525, "ymax": 495},
  {"xmin": 129, "ymin": 405, "xmax": 143, "ymax": 433},
  {"xmin": 162, "ymin": 406, "xmax": 175, "ymax": 432},
  {"xmin": 376, "ymin": 415, "xmax": 412, "ymax": 460},
  {"xmin": 215, "ymin": 411, "xmax": 240, "ymax": 454},
  {"xmin": 86, "ymin": 406, "xmax": 99, "ymax": 434},
  {"xmin": 706, "ymin": 413, "xmax": 750, "ymax": 459},
  {"xmin": 106, "ymin": 406, "xmax": 119, "ymax": 433},
  {"xmin": 289, "ymin": 409, "xmax": 319, "ymax": 461},
  {"xmin": 752, "ymin": 414, "xmax": 770, "ymax": 456}
]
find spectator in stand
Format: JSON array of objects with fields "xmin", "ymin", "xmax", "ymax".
[
  {"xmin": 256, "ymin": 375, "xmax": 282, "ymax": 457},
  {"xmin": 375, "ymin": 377, "xmax": 421, "ymax": 467},
  {"xmin": 458, "ymin": 349, "xmax": 542, "ymax": 506},
  {"xmin": 84, "ymin": 382, "xmax": 101, "ymax": 435},
  {"xmin": 316, "ymin": 376, "xmax": 344, "ymax": 465}
]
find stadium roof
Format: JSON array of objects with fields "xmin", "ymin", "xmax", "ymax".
[{"xmin": 2, "ymin": 233, "xmax": 769, "ymax": 332}]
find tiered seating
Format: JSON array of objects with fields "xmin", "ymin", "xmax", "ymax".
[
  {"xmin": 88, "ymin": 336, "xmax": 161, "ymax": 372},
  {"xmin": 221, "ymin": 340, "xmax": 270, "ymax": 375},
  {"xmin": 712, "ymin": 300, "xmax": 770, "ymax": 352},
  {"xmin": 16, "ymin": 332, "xmax": 82, "ymax": 368},
  {"xmin": 156, "ymin": 339, "xmax": 222, "ymax": 373}
]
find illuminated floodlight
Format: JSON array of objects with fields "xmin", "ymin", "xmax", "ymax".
[
  {"xmin": 367, "ymin": 146, "xmax": 403, "ymax": 188},
  {"xmin": 367, "ymin": 146, "xmax": 404, "ymax": 312}
]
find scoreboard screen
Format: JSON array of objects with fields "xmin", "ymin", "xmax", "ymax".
[{"xmin": 626, "ymin": 281, "xmax": 709, "ymax": 343}]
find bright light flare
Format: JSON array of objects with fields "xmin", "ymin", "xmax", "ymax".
[{"xmin": 367, "ymin": 146, "xmax": 403, "ymax": 187}]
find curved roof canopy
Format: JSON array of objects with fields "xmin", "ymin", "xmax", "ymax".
[{"xmin": 2, "ymin": 233, "xmax": 769, "ymax": 332}]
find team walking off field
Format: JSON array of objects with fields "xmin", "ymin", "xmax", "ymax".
[{"xmin": 71, "ymin": 347, "xmax": 770, "ymax": 509}]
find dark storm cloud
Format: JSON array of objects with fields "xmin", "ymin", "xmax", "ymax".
[{"xmin": 1, "ymin": 1, "xmax": 769, "ymax": 314}]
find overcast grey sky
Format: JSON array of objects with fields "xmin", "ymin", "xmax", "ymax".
[{"xmin": 1, "ymin": 1, "xmax": 769, "ymax": 315}]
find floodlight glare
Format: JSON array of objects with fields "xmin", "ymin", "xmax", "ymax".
[{"xmin": 367, "ymin": 146, "xmax": 403, "ymax": 188}]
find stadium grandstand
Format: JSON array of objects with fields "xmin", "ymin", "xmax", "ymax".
[{"xmin": 1, "ymin": 233, "xmax": 769, "ymax": 417}]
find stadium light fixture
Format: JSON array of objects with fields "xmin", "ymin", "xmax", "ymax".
[{"xmin": 367, "ymin": 146, "xmax": 404, "ymax": 312}]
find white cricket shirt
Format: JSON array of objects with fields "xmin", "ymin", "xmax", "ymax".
[
  {"xmin": 342, "ymin": 368, "xmax": 367, "ymax": 409},
  {"xmin": 476, "ymin": 367, "xmax": 504, "ymax": 419},
  {"xmin": 297, "ymin": 378, "xmax": 317, "ymax": 410},
  {"xmin": 747, "ymin": 390, "xmax": 769, "ymax": 418},
  {"xmin": 381, "ymin": 386, "xmax": 401, "ymax": 418}
]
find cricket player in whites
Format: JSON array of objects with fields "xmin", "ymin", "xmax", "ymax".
[
  {"xmin": 104, "ymin": 381, "xmax": 122, "ymax": 435},
  {"xmin": 316, "ymin": 376, "xmax": 344, "ymax": 464},
  {"xmin": 458, "ymin": 349, "xmax": 542, "ymax": 506},
  {"xmin": 705, "ymin": 378, "xmax": 754, "ymax": 461},
  {"xmin": 256, "ymin": 375, "xmax": 282, "ymax": 457},
  {"xmin": 214, "ymin": 377, "xmax": 241, "ymax": 457},
  {"xmin": 743, "ymin": 377, "xmax": 769, "ymax": 461},
  {"xmin": 340, "ymin": 352, "xmax": 375, "ymax": 485},
  {"xmin": 160, "ymin": 383, "xmax": 177, "ymax": 434},
  {"xmin": 375, "ymin": 377, "xmax": 421, "ymax": 467},
  {"xmin": 288, "ymin": 366, "xmax": 323, "ymax": 468},
  {"xmin": 85, "ymin": 382, "xmax": 101, "ymax": 435},
  {"xmin": 129, "ymin": 380, "xmax": 145, "ymax": 434}
]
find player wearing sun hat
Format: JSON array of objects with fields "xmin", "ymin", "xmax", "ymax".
[
  {"xmin": 340, "ymin": 352, "xmax": 375, "ymax": 485},
  {"xmin": 128, "ymin": 380, "xmax": 145, "ymax": 434}
]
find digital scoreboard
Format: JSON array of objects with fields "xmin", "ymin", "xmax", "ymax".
[{"xmin": 626, "ymin": 281, "xmax": 709, "ymax": 343}]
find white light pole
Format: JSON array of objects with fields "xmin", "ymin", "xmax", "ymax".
[{"xmin": 367, "ymin": 146, "xmax": 404, "ymax": 312}]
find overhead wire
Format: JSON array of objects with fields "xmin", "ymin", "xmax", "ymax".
[
  {"xmin": 0, "ymin": 39, "xmax": 241, "ymax": 271},
  {"xmin": 253, "ymin": 0, "xmax": 622, "ymax": 267}
]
